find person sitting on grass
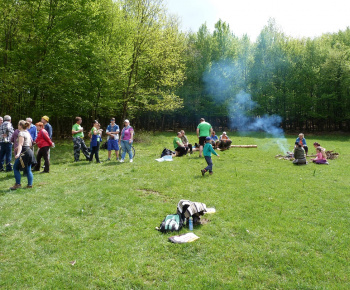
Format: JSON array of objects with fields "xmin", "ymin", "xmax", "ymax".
[
  {"xmin": 180, "ymin": 130, "xmax": 192, "ymax": 154},
  {"xmin": 292, "ymin": 142, "xmax": 306, "ymax": 165},
  {"xmin": 201, "ymin": 136, "xmax": 219, "ymax": 176},
  {"xmin": 174, "ymin": 132, "xmax": 188, "ymax": 157},
  {"xmin": 313, "ymin": 142, "xmax": 326, "ymax": 155},
  {"xmin": 218, "ymin": 131, "xmax": 232, "ymax": 150},
  {"xmin": 296, "ymin": 133, "xmax": 308, "ymax": 156},
  {"xmin": 311, "ymin": 147, "xmax": 328, "ymax": 164},
  {"xmin": 210, "ymin": 131, "xmax": 219, "ymax": 149}
]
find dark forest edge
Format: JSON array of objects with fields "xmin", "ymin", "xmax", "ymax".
[{"xmin": 1, "ymin": 0, "xmax": 350, "ymax": 137}]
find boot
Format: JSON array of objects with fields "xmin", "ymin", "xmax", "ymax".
[{"xmin": 10, "ymin": 184, "xmax": 21, "ymax": 190}]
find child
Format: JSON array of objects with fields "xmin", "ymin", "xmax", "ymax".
[
  {"xmin": 296, "ymin": 133, "xmax": 308, "ymax": 155},
  {"xmin": 201, "ymin": 136, "xmax": 219, "ymax": 176},
  {"xmin": 311, "ymin": 147, "xmax": 328, "ymax": 164}
]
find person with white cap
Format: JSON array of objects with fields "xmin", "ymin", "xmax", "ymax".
[
  {"xmin": 119, "ymin": 119, "xmax": 134, "ymax": 162},
  {"xmin": 218, "ymin": 131, "xmax": 232, "ymax": 150}
]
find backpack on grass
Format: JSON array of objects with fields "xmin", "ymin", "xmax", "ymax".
[
  {"xmin": 159, "ymin": 214, "xmax": 184, "ymax": 233},
  {"xmin": 161, "ymin": 148, "xmax": 174, "ymax": 158}
]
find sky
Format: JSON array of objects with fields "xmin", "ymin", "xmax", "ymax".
[{"xmin": 165, "ymin": 0, "xmax": 350, "ymax": 41}]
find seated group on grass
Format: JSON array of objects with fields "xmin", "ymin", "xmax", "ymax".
[
  {"xmin": 292, "ymin": 133, "xmax": 329, "ymax": 165},
  {"xmin": 173, "ymin": 129, "xmax": 232, "ymax": 157}
]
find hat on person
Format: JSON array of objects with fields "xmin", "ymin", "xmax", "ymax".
[
  {"xmin": 42, "ymin": 115, "xmax": 49, "ymax": 122},
  {"xmin": 205, "ymin": 136, "xmax": 211, "ymax": 141},
  {"xmin": 124, "ymin": 119, "xmax": 130, "ymax": 123},
  {"xmin": 223, "ymin": 131, "xmax": 227, "ymax": 134}
]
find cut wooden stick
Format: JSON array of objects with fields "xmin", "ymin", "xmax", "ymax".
[{"xmin": 230, "ymin": 145, "xmax": 257, "ymax": 148}]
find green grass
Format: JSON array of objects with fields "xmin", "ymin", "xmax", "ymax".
[{"xmin": 1, "ymin": 132, "xmax": 350, "ymax": 288}]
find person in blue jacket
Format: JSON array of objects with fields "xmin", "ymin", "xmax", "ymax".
[{"xmin": 295, "ymin": 133, "xmax": 308, "ymax": 155}]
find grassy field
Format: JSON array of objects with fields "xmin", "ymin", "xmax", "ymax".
[{"xmin": 1, "ymin": 132, "xmax": 349, "ymax": 289}]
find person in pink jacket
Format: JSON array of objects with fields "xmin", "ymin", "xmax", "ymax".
[
  {"xmin": 32, "ymin": 122, "xmax": 54, "ymax": 173},
  {"xmin": 311, "ymin": 147, "xmax": 329, "ymax": 165}
]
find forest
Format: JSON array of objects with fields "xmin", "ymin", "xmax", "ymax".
[{"xmin": 1, "ymin": 0, "xmax": 350, "ymax": 136}]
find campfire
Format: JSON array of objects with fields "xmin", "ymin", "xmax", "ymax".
[{"xmin": 276, "ymin": 150, "xmax": 339, "ymax": 161}]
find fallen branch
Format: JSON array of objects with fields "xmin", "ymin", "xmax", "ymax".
[{"xmin": 230, "ymin": 145, "xmax": 258, "ymax": 148}]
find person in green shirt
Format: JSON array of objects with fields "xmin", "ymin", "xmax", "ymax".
[
  {"xmin": 201, "ymin": 136, "xmax": 219, "ymax": 176},
  {"xmin": 196, "ymin": 118, "xmax": 213, "ymax": 157},
  {"xmin": 173, "ymin": 132, "xmax": 188, "ymax": 157},
  {"xmin": 71, "ymin": 117, "xmax": 90, "ymax": 162}
]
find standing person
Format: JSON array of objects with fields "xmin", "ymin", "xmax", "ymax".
[
  {"xmin": 106, "ymin": 118, "xmax": 120, "ymax": 161},
  {"xmin": 201, "ymin": 136, "xmax": 219, "ymax": 176},
  {"xmin": 41, "ymin": 115, "xmax": 52, "ymax": 163},
  {"xmin": 72, "ymin": 117, "xmax": 90, "ymax": 162},
  {"xmin": 180, "ymin": 130, "xmax": 192, "ymax": 154},
  {"xmin": 10, "ymin": 128, "xmax": 20, "ymax": 155},
  {"xmin": 296, "ymin": 133, "xmax": 308, "ymax": 156},
  {"xmin": 174, "ymin": 132, "xmax": 188, "ymax": 156},
  {"xmin": 196, "ymin": 118, "xmax": 212, "ymax": 158},
  {"xmin": 0, "ymin": 117, "xmax": 3, "ymax": 167},
  {"xmin": 26, "ymin": 117, "xmax": 37, "ymax": 143},
  {"xmin": 32, "ymin": 122, "xmax": 54, "ymax": 173},
  {"xmin": 41, "ymin": 116, "xmax": 52, "ymax": 140},
  {"xmin": 119, "ymin": 119, "xmax": 134, "ymax": 163},
  {"xmin": 10, "ymin": 120, "xmax": 36, "ymax": 190},
  {"xmin": 0, "ymin": 115, "xmax": 14, "ymax": 172},
  {"xmin": 89, "ymin": 122, "xmax": 103, "ymax": 163}
]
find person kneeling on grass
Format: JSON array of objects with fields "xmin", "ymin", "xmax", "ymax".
[
  {"xmin": 311, "ymin": 147, "xmax": 329, "ymax": 165},
  {"xmin": 201, "ymin": 136, "xmax": 219, "ymax": 176},
  {"xmin": 174, "ymin": 132, "xmax": 188, "ymax": 157},
  {"xmin": 292, "ymin": 142, "xmax": 306, "ymax": 165}
]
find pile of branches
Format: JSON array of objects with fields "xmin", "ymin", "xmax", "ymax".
[
  {"xmin": 326, "ymin": 151, "xmax": 339, "ymax": 160},
  {"xmin": 275, "ymin": 153, "xmax": 294, "ymax": 161}
]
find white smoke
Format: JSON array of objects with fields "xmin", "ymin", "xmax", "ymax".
[{"xmin": 203, "ymin": 63, "xmax": 289, "ymax": 153}]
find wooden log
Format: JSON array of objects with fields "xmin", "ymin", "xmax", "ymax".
[{"xmin": 230, "ymin": 145, "xmax": 257, "ymax": 148}]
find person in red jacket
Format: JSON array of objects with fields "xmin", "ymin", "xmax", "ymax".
[{"xmin": 32, "ymin": 122, "xmax": 54, "ymax": 173}]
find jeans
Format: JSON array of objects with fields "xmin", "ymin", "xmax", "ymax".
[
  {"xmin": 121, "ymin": 140, "xmax": 133, "ymax": 160},
  {"xmin": 13, "ymin": 158, "xmax": 33, "ymax": 186},
  {"xmin": 0, "ymin": 142, "xmax": 13, "ymax": 171},
  {"xmin": 89, "ymin": 142, "xmax": 100, "ymax": 162},
  {"xmin": 204, "ymin": 156, "xmax": 213, "ymax": 172}
]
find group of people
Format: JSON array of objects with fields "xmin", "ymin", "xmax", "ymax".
[
  {"xmin": 292, "ymin": 133, "xmax": 328, "ymax": 165},
  {"xmin": 0, "ymin": 115, "xmax": 53, "ymax": 190},
  {"xmin": 72, "ymin": 117, "xmax": 134, "ymax": 164},
  {"xmin": 173, "ymin": 118, "xmax": 231, "ymax": 176}
]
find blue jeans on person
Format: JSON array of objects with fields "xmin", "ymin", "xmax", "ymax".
[
  {"xmin": 13, "ymin": 158, "xmax": 33, "ymax": 186},
  {"xmin": 0, "ymin": 142, "xmax": 13, "ymax": 171},
  {"xmin": 121, "ymin": 140, "xmax": 133, "ymax": 160},
  {"xmin": 204, "ymin": 156, "xmax": 213, "ymax": 173}
]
